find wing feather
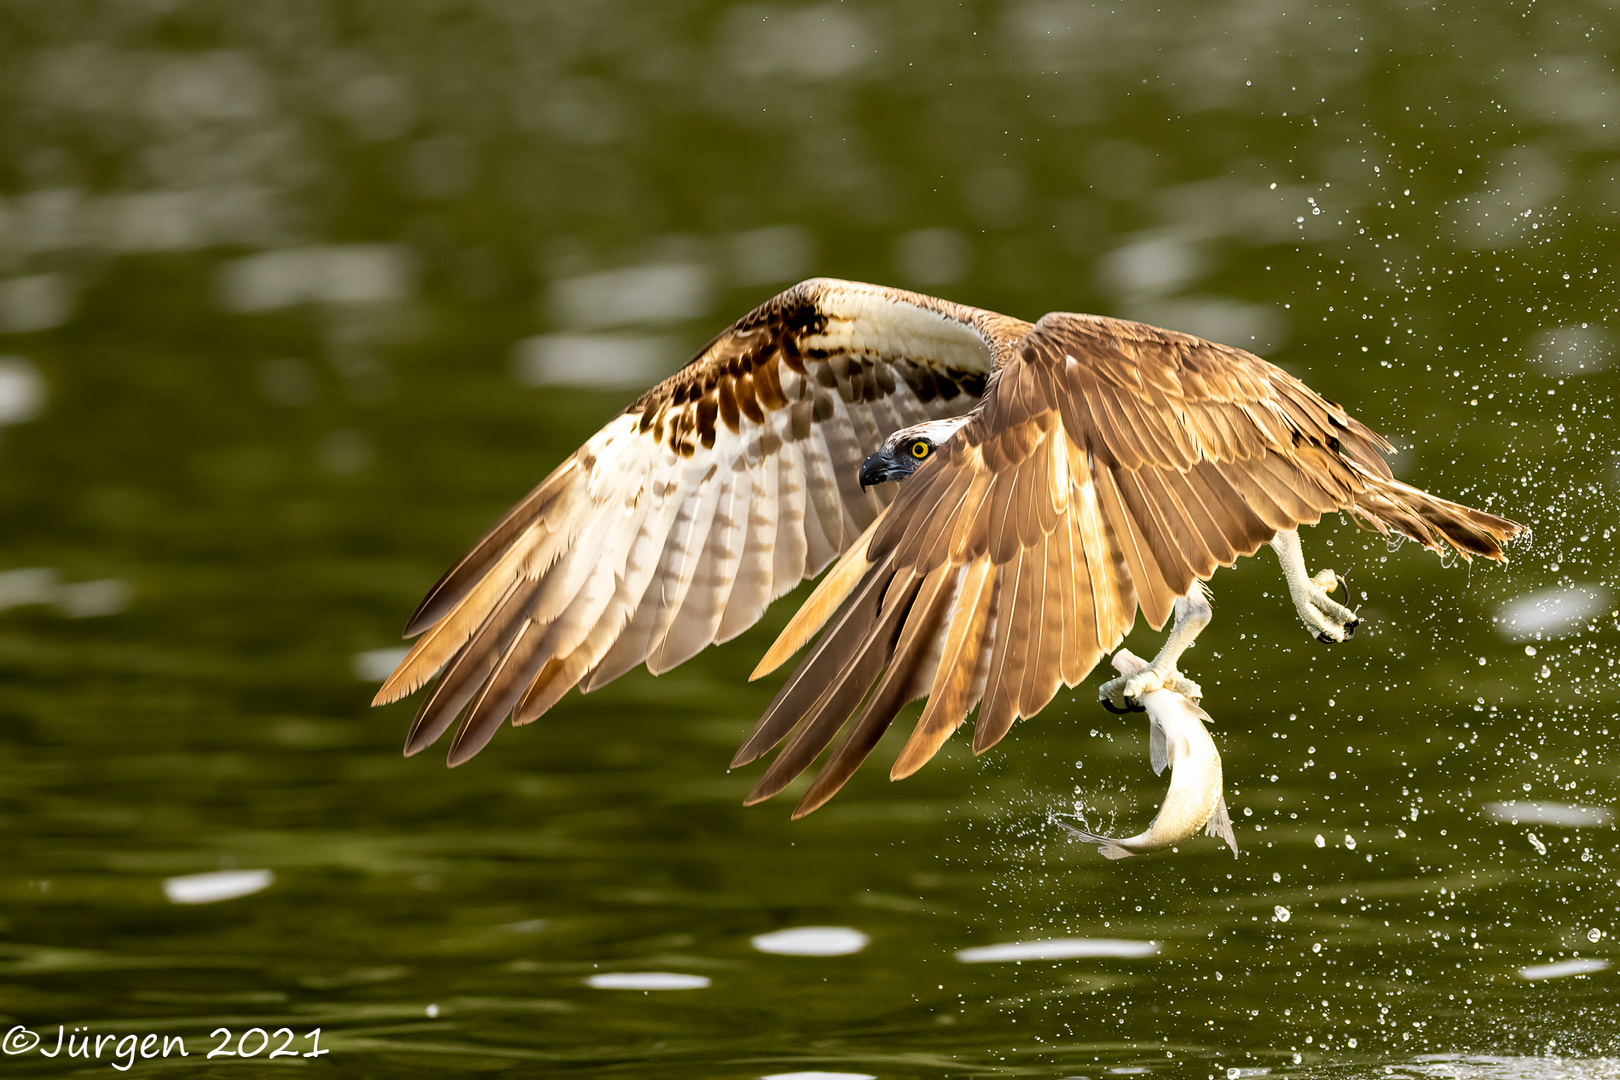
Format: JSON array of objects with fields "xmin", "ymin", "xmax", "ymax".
[
  {"xmin": 892, "ymin": 557, "xmax": 994, "ymax": 778},
  {"xmin": 1072, "ymin": 460, "xmax": 1129, "ymax": 651},
  {"xmin": 1092, "ymin": 462, "xmax": 1176, "ymax": 630},
  {"xmin": 403, "ymin": 583, "xmax": 528, "ymax": 755},
  {"xmin": 739, "ymin": 306, "xmax": 1513, "ymax": 811},
  {"xmin": 379, "ymin": 278, "xmax": 1005, "ymax": 760},
  {"xmin": 732, "ymin": 561, "xmax": 896, "ymax": 768},
  {"xmin": 973, "ymin": 544, "xmax": 1032, "ymax": 752},
  {"xmin": 744, "ymin": 569, "xmax": 920, "ymax": 803},
  {"xmin": 387, "ymin": 281, "xmax": 1519, "ymax": 796},
  {"xmin": 580, "ymin": 467, "xmax": 702, "ymax": 689},
  {"xmin": 1114, "ymin": 467, "xmax": 1199, "ymax": 598},
  {"xmin": 717, "ymin": 454, "xmax": 779, "ymax": 642},
  {"xmin": 791, "ymin": 561, "xmax": 961, "ymax": 816},
  {"xmin": 652, "ymin": 459, "xmax": 747, "ymax": 672}
]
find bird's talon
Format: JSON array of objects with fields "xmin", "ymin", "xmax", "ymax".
[
  {"xmin": 1100, "ymin": 663, "xmax": 1199, "ymax": 711},
  {"xmin": 1162, "ymin": 673, "xmax": 1203, "ymax": 701},
  {"xmin": 1316, "ymin": 630, "xmax": 1334, "ymax": 644},
  {"xmin": 1345, "ymin": 618, "xmax": 1360, "ymax": 639}
]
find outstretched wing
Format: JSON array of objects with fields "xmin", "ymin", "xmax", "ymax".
[
  {"xmin": 375, "ymin": 278, "xmax": 1025, "ymax": 765},
  {"xmin": 734, "ymin": 311, "xmax": 1419, "ymax": 817}
]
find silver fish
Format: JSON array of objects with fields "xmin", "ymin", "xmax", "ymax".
[{"xmin": 1061, "ymin": 648, "xmax": 1240, "ymax": 860}]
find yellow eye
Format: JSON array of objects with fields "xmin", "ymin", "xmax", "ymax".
[{"xmin": 910, "ymin": 440, "xmax": 930, "ymax": 459}]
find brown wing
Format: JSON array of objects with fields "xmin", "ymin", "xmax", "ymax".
[
  {"xmin": 736, "ymin": 311, "xmax": 1523, "ymax": 817},
  {"xmin": 373, "ymin": 278, "xmax": 1030, "ymax": 766}
]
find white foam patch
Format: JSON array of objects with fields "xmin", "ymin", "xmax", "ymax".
[
  {"xmin": 0, "ymin": 357, "xmax": 47, "ymax": 424},
  {"xmin": 1518, "ymin": 958, "xmax": 1610, "ymax": 981},
  {"xmin": 0, "ymin": 277, "xmax": 72, "ymax": 334},
  {"xmin": 1393, "ymin": 1055, "xmax": 1620, "ymax": 1079},
  {"xmin": 163, "ymin": 869, "xmax": 274, "ymax": 905},
  {"xmin": 217, "ymin": 245, "xmax": 414, "ymax": 311},
  {"xmin": 720, "ymin": 5, "xmax": 875, "ymax": 81},
  {"xmin": 750, "ymin": 926, "xmax": 869, "ymax": 957},
  {"xmin": 584, "ymin": 972, "xmax": 711, "ymax": 990},
  {"xmin": 353, "ymin": 646, "xmax": 410, "ymax": 682},
  {"xmin": 0, "ymin": 569, "xmax": 129, "ymax": 618},
  {"xmin": 1484, "ymin": 801, "xmax": 1613, "ymax": 828},
  {"xmin": 728, "ymin": 225, "xmax": 814, "ymax": 286},
  {"xmin": 0, "ymin": 568, "xmax": 60, "ymax": 610},
  {"xmin": 551, "ymin": 261, "xmax": 711, "ymax": 330},
  {"xmin": 1530, "ymin": 323, "xmax": 1611, "ymax": 376},
  {"xmin": 511, "ymin": 333, "xmax": 679, "ymax": 389},
  {"xmin": 955, "ymin": 938, "xmax": 1160, "ymax": 963},
  {"xmin": 894, "ymin": 227, "xmax": 970, "ymax": 286},
  {"xmin": 1495, "ymin": 585, "xmax": 1610, "ymax": 639},
  {"xmin": 58, "ymin": 580, "xmax": 131, "ymax": 618}
]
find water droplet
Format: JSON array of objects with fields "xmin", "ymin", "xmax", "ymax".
[
  {"xmin": 1274, "ymin": 905, "xmax": 1291, "ymax": 922},
  {"xmin": 1314, "ymin": 834, "xmax": 1326, "ymax": 848}
]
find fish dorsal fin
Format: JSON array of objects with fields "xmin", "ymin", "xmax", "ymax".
[
  {"xmin": 1149, "ymin": 714, "xmax": 1169, "ymax": 776},
  {"xmin": 1206, "ymin": 796, "xmax": 1239, "ymax": 858}
]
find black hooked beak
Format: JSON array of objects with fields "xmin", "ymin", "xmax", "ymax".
[{"xmin": 858, "ymin": 448, "xmax": 912, "ymax": 492}]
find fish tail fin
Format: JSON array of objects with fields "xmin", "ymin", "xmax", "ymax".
[
  {"xmin": 1055, "ymin": 820, "xmax": 1134, "ymax": 860},
  {"xmin": 1206, "ymin": 797, "xmax": 1240, "ymax": 858}
]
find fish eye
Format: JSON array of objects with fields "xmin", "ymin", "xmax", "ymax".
[{"xmin": 910, "ymin": 440, "xmax": 930, "ymax": 459}]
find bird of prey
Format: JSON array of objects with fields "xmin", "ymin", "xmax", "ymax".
[{"xmin": 374, "ymin": 278, "xmax": 1524, "ymax": 817}]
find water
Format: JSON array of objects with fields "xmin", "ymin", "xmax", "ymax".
[{"xmin": 1, "ymin": 2, "xmax": 1616, "ymax": 1076}]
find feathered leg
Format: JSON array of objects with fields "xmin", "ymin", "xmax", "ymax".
[
  {"xmin": 1270, "ymin": 528, "xmax": 1360, "ymax": 642},
  {"xmin": 1098, "ymin": 581, "xmax": 1211, "ymax": 711},
  {"xmin": 1270, "ymin": 531, "xmax": 1360, "ymax": 641}
]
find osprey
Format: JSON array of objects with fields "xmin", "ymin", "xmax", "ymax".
[{"xmin": 374, "ymin": 278, "xmax": 1524, "ymax": 817}]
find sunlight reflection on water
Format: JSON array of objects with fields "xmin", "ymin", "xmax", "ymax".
[
  {"xmin": 585, "ymin": 972, "xmax": 712, "ymax": 990},
  {"xmin": 954, "ymin": 938, "xmax": 1160, "ymax": 963},
  {"xmin": 750, "ymin": 926, "xmax": 870, "ymax": 956},
  {"xmin": 161, "ymin": 869, "xmax": 274, "ymax": 904}
]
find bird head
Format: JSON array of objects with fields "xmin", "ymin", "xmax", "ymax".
[{"xmin": 859, "ymin": 417, "xmax": 970, "ymax": 491}]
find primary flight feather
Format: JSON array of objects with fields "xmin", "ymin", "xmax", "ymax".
[{"xmin": 375, "ymin": 278, "xmax": 1525, "ymax": 814}]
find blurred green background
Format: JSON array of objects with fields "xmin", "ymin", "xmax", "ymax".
[{"xmin": 0, "ymin": 1, "xmax": 1616, "ymax": 1077}]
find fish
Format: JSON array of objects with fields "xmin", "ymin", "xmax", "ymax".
[{"xmin": 1059, "ymin": 648, "xmax": 1240, "ymax": 860}]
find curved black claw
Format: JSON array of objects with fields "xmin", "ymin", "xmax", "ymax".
[
  {"xmin": 1344, "ymin": 618, "xmax": 1361, "ymax": 639},
  {"xmin": 1316, "ymin": 631, "xmax": 1334, "ymax": 644},
  {"xmin": 1101, "ymin": 697, "xmax": 1147, "ymax": 714}
]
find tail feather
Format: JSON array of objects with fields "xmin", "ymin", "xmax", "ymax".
[{"xmin": 1351, "ymin": 472, "xmax": 1526, "ymax": 562}]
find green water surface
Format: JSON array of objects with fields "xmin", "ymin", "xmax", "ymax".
[{"xmin": 0, "ymin": 2, "xmax": 1617, "ymax": 1077}]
